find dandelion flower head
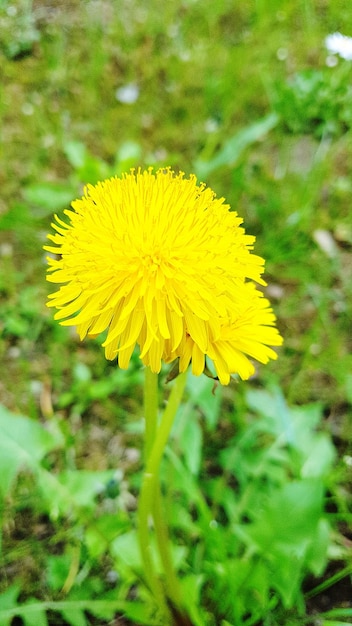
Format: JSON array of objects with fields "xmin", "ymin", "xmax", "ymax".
[{"xmin": 45, "ymin": 168, "xmax": 282, "ymax": 384}]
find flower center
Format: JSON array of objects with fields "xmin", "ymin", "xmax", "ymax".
[{"xmin": 142, "ymin": 252, "xmax": 162, "ymax": 272}]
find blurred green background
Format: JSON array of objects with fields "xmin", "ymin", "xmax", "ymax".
[{"xmin": 0, "ymin": 1, "xmax": 352, "ymax": 625}]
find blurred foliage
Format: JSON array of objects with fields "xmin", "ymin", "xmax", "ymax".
[
  {"xmin": 0, "ymin": 0, "xmax": 352, "ymax": 624},
  {"xmin": 271, "ymin": 65, "xmax": 352, "ymax": 137}
]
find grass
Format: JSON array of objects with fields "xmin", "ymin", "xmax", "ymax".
[{"xmin": 0, "ymin": 1, "xmax": 352, "ymax": 625}]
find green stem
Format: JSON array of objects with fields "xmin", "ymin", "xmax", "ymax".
[
  {"xmin": 144, "ymin": 366, "xmax": 158, "ymax": 461},
  {"xmin": 138, "ymin": 368, "xmax": 167, "ymax": 615},
  {"xmin": 147, "ymin": 370, "xmax": 187, "ymax": 480},
  {"xmin": 148, "ymin": 371, "xmax": 187, "ymax": 610},
  {"xmin": 138, "ymin": 369, "xmax": 188, "ymax": 622},
  {"xmin": 305, "ymin": 564, "xmax": 352, "ymax": 599}
]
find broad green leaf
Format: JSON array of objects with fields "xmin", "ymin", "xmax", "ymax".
[
  {"xmin": 179, "ymin": 574, "xmax": 205, "ymax": 626},
  {"xmin": 22, "ymin": 602, "xmax": 49, "ymax": 626},
  {"xmin": 114, "ymin": 600, "xmax": 159, "ymax": 625},
  {"xmin": 301, "ymin": 433, "xmax": 336, "ymax": 478},
  {"xmin": 173, "ymin": 407, "xmax": 203, "ymax": 477},
  {"xmin": 85, "ymin": 513, "xmax": 130, "ymax": 558},
  {"xmin": 186, "ymin": 372, "xmax": 221, "ymax": 429},
  {"xmin": 83, "ymin": 599, "xmax": 116, "ymax": 621},
  {"xmin": 60, "ymin": 608, "xmax": 87, "ymax": 626},
  {"xmin": 166, "ymin": 447, "xmax": 212, "ymax": 526},
  {"xmin": 194, "ymin": 113, "xmax": 278, "ymax": 178},
  {"xmin": 24, "ymin": 183, "xmax": 74, "ymax": 216},
  {"xmin": 63, "ymin": 141, "xmax": 87, "ymax": 169},
  {"xmin": 46, "ymin": 554, "xmax": 72, "ymax": 592},
  {"xmin": 114, "ymin": 140, "xmax": 142, "ymax": 173},
  {"xmin": 305, "ymin": 518, "xmax": 331, "ymax": 576},
  {"xmin": 182, "ymin": 416, "xmax": 202, "ymax": 476},
  {"xmin": 35, "ymin": 469, "xmax": 79, "ymax": 519},
  {"xmin": 0, "ymin": 203, "xmax": 31, "ymax": 230},
  {"xmin": 63, "ymin": 141, "xmax": 110, "ymax": 183},
  {"xmin": 35, "ymin": 468, "xmax": 116, "ymax": 519},
  {"xmin": 245, "ymin": 387, "xmax": 297, "ymax": 442},
  {"xmin": 0, "ymin": 585, "xmax": 21, "ymax": 626},
  {"xmin": 243, "ymin": 479, "xmax": 326, "ymax": 606},
  {"xmin": 0, "ymin": 585, "xmax": 20, "ymax": 609},
  {"xmin": 244, "ymin": 389, "xmax": 335, "ymax": 478},
  {"xmin": 0, "ymin": 405, "xmax": 63, "ymax": 497},
  {"xmin": 111, "ymin": 530, "xmax": 143, "ymax": 571},
  {"xmin": 56, "ymin": 470, "xmax": 117, "ymax": 510},
  {"xmin": 0, "ymin": 598, "xmax": 158, "ymax": 626},
  {"xmin": 248, "ymin": 479, "xmax": 324, "ymax": 546},
  {"xmin": 111, "ymin": 530, "xmax": 186, "ymax": 573}
]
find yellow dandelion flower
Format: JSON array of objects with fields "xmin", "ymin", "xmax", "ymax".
[{"xmin": 45, "ymin": 167, "xmax": 282, "ymax": 384}]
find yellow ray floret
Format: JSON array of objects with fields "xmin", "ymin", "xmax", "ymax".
[{"xmin": 45, "ymin": 167, "xmax": 282, "ymax": 384}]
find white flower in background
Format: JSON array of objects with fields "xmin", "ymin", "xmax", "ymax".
[
  {"xmin": 115, "ymin": 83, "xmax": 140, "ymax": 104},
  {"xmin": 325, "ymin": 32, "xmax": 352, "ymax": 61}
]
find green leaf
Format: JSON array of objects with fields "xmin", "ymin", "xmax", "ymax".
[
  {"xmin": 0, "ymin": 203, "xmax": 31, "ymax": 230},
  {"xmin": 63, "ymin": 141, "xmax": 110, "ymax": 183},
  {"xmin": 252, "ymin": 479, "xmax": 324, "ymax": 545},
  {"xmin": 0, "ymin": 405, "xmax": 63, "ymax": 497},
  {"xmin": 112, "ymin": 600, "xmax": 159, "ymax": 625},
  {"xmin": 166, "ymin": 447, "xmax": 212, "ymax": 527},
  {"xmin": 321, "ymin": 608, "xmax": 352, "ymax": 619},
  {"xmin": 305, "ymin": 518, "xmax": 331, "ymax": 576},
  {"xmin": 24, "ymin": 183, "xmax": 75, "ymax": 216},
  {"xmin": 194, "ymin": 113, "xmax": 278, "ymax": 178},
  {"xmin": 244, "ymin": 388, "xmax": 335, "ymax": 478},
  {"xmin": 0, "ymin": 585, "xmax": 20, "ymax": 610},
  {"xmin": 245, "ymin": 387, "xmax": 296, "ymax": 439},
  {"xmin": 114, "ymin": 140, "xmax": 142, "ymax": 173},
  {"xmin": 46, "ymin": 554, "xmax": 71, "ymax": 592},
  {"xmin": 243, "ymin": 479, "xmax": 326, "ymax": 607},
  {"xmin": 82, "ymin": 599, "xmax": 116, "ymax": 621},
  {"xmin": 63, "ymin": 141, "xmax": 87, "ymax": 169},
  {"xmin": 321, "ymin": 622, "xmax": 352, "ymax": 626},
  {"xmin": 56, "ymin": 470, "xmax": 117, "ymax": 510},
  {"xmin": 35, "ymin": 470, "xmax": 77, "ymax": 519},
  {"xmin": 179, "ymin": 574, "xmax": 205, "ymax": 626},
  {"xmin": 35, "ymin": 468, "xmax": 117, "ymax": 519},
  {"xmin": 85, "ymin": 513, "xmax": 129, "ymax": 558},
  {"xmin": 186, "ymin": 372, "xmax": 221, "ymax": 429},
  {"xmin": 22, "ymin": 601, "xmax": 49, "ymax": 626},
  {"xmin": 111, "ymin": 530, "xmax": 186, "ymax": 575},
  {"xmin": 181, "ymin": 415, "xmax": 203, "ymax": 476},
  {"xmin": 301, "ymin": 433, "xmax": 336, "ymax": 478},
  {"xmin": 0, "ymin": 585, "xmax": 21, "ymax": 626},
  {"xmin": 60, "ymin": 608, "xmax": 87, "ymax": 626},
  {"xmin": 110, "ymin": 530, "xmax": 142, "ymax": 571},
  {"xmin": 1, "ymin": 596, "xmax": 158, "ymax": 626}
]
